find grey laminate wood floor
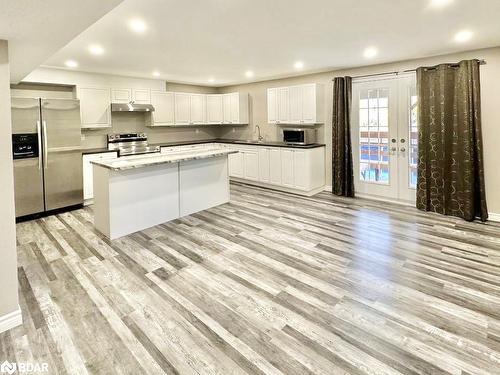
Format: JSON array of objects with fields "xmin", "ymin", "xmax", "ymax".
[{"xmin": 3, "ymin": 183, "xmax": 500, "ymax": 374}]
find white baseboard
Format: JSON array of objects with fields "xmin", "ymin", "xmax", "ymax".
[
  {"xmin": 0, "ymin": 307, "xmax": 22, "ymax": 334},
  {"xmin": 323, "ymin": 186, "xmax": 500, "ymax": 223},
  {"xmin": 488, "ymin": 213, "xmax": 500, "ymax": 222},
  {"xmin": 324, "ymin": 185, "xmax": 332, "ymax": 192}
]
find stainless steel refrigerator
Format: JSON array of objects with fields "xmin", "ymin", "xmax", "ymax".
[{"xmin": 11, "ymin": 98, "xmax": 83, "ymax": 218}]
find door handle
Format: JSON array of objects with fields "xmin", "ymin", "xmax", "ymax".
[
  {"xmin": 42, "ymin": 121, "xmax": 48, "ymax": 169},
  {"xmin": 36, "ymin": 120, "xmax": 42, "ymax": 170}
]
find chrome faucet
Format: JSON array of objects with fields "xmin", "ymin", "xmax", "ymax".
[{"xmin": 255, "ymin": 124, "xmax": 264, "ymax": 142}]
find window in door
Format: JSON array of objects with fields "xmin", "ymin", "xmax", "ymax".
[
  {"xmin": 408, "ymin": 87, "xmax": 418, "ymax": 189},
  {"xmin": 359, "ymin": 88, "xmax": 390, "ymax": 184}
]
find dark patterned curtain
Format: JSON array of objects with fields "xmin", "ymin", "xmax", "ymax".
[
  {"xmin": 416, "ymin": 60, "xmax": 488, "ymax": 222},
  {"xmin": 332, "ymin": 76, "xmax": 354, "ymax": 197}
]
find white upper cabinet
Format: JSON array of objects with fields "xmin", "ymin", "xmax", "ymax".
[
  {"xmin": 222, "ymin": 92, "xmax": 248, "ymax": 124},
  {"xmin": 150, "ymin": 91, "xmax": 175, "ymax": 126},
  {"xmin": 111, "ymin": 88, "xmax": 132, "ymax": 103},
  {"xmin": 207, "ymin": 94, "xmax": 223, "ymax": 123},
  {"xmin": 267, "ymin": 88, "xmax": 278, "ymax": 124},
  {"xmin": 277, "ymin": 87, "xmax": 290, "ymax": 124},
  {"xmin": 268, "ymin": 83, "xmax": 323, "ymax": 125},
  {"xmin": 147, "ymin": 91, "xmax": 248, "ymax": 127},
  {"xmin": 111, "ymin": 88, "xmax": 150, "ymax": 104},
  {"xmin": 189, "ymin": 94, "xmax": 206, "ymax": 124},
  {"xmin": 174, "ymin": 93, "xmax": 191, "ymax": 125},
  {"xmin": 78, "ymin": 87, "xmax": 111, "ymax": 129},
  {"xmin": 132, "ymin": 89, "xmax": 151, "ymax": 104}
]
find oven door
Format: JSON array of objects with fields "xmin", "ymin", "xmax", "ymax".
[{"xmin": 283, "ymin": 129, "xmax": 305, "ymax": 145}]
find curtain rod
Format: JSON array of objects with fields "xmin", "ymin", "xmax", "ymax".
[{"xmin": 333, "ymin": 59, "xmax": 486, "ymax": 81}]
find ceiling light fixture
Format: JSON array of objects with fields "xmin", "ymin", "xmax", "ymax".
[
  {"xmin": 88, "ymin": 44, "xmax": 104, "ymax": 55},
  {"xmin": 363, "ymin": 47, "xmax": 378, "ymax": 59},
  {"xmin": 64, "ymin": 60, "xmax": 78, "ymax": 68},
  {"xmin": 152, "ymin": 71, "xmax": 160, "ymax": 77},
  {"xmin": 245, "ymin": 70, "xmax": 254, "ymax": 78},
  {"xmin": 454, "ymin": 30, "xmax": 473, "ymax": 43},
  {"xmin": 429, "ymin": 0, "xmax": 454, "ymax": 8},
  {"xmin": 294, "ymin": 61, "xmax": 304, "ymax": 69},
  {"xmin": 129, "ymin": 18, "xmax": 147, "ymax": 33}
]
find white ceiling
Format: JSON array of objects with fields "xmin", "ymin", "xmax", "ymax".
[
  {"xmin": 0, "ymin": 0, "xmax": 123, "ymax": 82},
  {"xmin": 41, "ymin": 0, "xmax": 500, "ymax": 86}
]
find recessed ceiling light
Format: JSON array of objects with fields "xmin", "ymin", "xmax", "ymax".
[
  {"xmin": 429, "ymin": 0, "xmax": 454, "ymax": 8},
  {"xmin": 363, "ymin": 47, "xmax": 378, "ymax": 59},
  {"xmin": 245, "ymin": 70, "xmax": 254, "ymax": 78},
  {"xmin": 129, "ymin": 18, "xmax": 147, "ymax": 33},
  {"xmin": 294, "ymin": 61, "xmax": 304, "ymax": 69},
  {"xmin": 152, "ymin": 71, "xmax": 160, "ymax": 77},
  {"xmin": 88, "ymin": 44, "xmax": 104, "ymax": 55},
  {"xmin": 454, "ymin": 30, "xmax": 473, "ymax": 43},
  {"xmin": 64, "ymin": 60, "xmax": 78, "ymax": 68},
  {"xmin": 208, "ymin": 77, "xmax": 215, "ymax": 83}
]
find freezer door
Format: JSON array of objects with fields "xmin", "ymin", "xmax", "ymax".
[
  {"xmin": 11, "ymin": 97, "xmax": 45, "ymax": 217},
  {"xmin": 13, "ymin": 158, "xmax": 45, "ymax": 217},
  {"xmin": 41, "ymin": 99, "xmax": 83, "ymax": 210}
]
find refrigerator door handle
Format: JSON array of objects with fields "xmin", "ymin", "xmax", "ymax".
[
  {"xmin": 42, "ymin": 120, "xmax": 48, "ymax": 169},
  {"xmin": 36, "ymin": 120, "xmax": 42, "ymax": 170}
]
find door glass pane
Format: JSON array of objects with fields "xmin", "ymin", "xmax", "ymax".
[
  {"xmin": 408, "ymin": 87, "xmax": 418, "ymax": 189},
  {"xmin": 359, "ymin": 88, "xmax": 390, "ymax": 184}
]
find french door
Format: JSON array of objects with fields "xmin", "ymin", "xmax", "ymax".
[{"xmin": 351, "ymin": 73, "xmax": 418, "ymax": 203}]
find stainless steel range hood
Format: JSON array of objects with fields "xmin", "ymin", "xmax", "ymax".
[{"xmin": 111, "ymin": 102, "xmax": 155, "ymax": 112}]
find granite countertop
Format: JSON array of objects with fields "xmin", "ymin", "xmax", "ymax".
[
  {"xmin": 149, "ymin": 139, "xmax": 326, "ymax": 149},
  {"xmin": 82, "ymin": 139, "xmax": 326, "ymax": 155},
  {"xmin": 91, "ymin": 147, "xmax": 237, "ymax": 171}
]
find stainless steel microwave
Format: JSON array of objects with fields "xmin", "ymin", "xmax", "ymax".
[{"xmin": 282, "ymin": 128, "xmax": 316, "ymax": 145}]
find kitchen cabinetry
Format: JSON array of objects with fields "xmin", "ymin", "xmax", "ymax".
[
  {"xmin": 226, "ymin": 144, "xmax": 325, "ymax": 196},
  {"xmin": 83, "ymin": 151, "xmax": 118, "ymax": 202},
  {"xmin": 111, "ymin": 88, "xmax": 150, "ymax": 104},
  {"xmin": 150, "ymin": 91, "xmax": 175, "ymax": 126},
  {"xmin": 111, "ymin": 88, "xmax": 132, "ymax": 103},
  {"xmin": 174, "ymin": 93, "xmax": 191, "ymax": 125},
  {"xmin": 207, "ymin": 94, "xmax": 223, "ymax": 123},
  {"xmin": 267, "ymin": 83, "xmax": 324, "ymax": 125},
  {"xmin": 269, "ymin": 148, "xmax": 282, "ymax": 185},
  {"xmin": 228, "ymin": 151, "xmax": 244, "ymax": 178},
  {"xmin": 189, "ymin": 94, "xmax": 207, "ymax": 124},
  {"xmin": 132, "ymin": 89, "xmax": 151, "ymax": 104},
  {"xmin": 258, "ymin": 148, "xmax": 270, "ymax": 183},
  {"xmin": 243, "ymin": 149, "xmax": 259, "ymax": 181},
  {"xmin": 78, "ymin": 87, "xmax": 111, "ymax": 129}
]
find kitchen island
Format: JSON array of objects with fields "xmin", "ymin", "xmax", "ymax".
[{"xmin": 91, "ymin": 147, "xmax": 236, "ymax": 239}]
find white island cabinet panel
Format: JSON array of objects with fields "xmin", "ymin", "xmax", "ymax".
[
  {"xmin": 93, "ymin": 163, "xmax": 179, "ymax": 240},
  {"xmin": 179, "ymin": 156, "xmax": 229, "ymax": 217}
]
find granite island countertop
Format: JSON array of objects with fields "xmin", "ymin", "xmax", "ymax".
[{"xmin": 90, "ymin": 147, "xmax": 237, "ymax": 171}]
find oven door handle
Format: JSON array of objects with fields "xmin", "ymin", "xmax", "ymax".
[{"xmin": 36, "ymin": 120, "xmax": 42, "ymax": 170}]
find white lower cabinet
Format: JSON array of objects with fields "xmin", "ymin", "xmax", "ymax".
[
  {"xmin": 83, "ymin": 152, "xmax": 118, "ymax": 202},
  {"xmin": 228, "ymin": 150, "xmax": 244, "ymax": 178},
  {"xmin": 258, "ymin": 148, "xmax": 270, "ymax": 183},
  {"xmin": 281, "ymin": 149, "xmax": 295, "ymax": 187},
  {"xmin": 243, "ymin": 149, "xmax": 259, "ymax": 181},
  {"xmin": 226, "ymin": 144, "xmax": 325, "ymax": 196},
  {"xmin": 269, "ymin": 148, "xmax": 282, "ymax": 185}
]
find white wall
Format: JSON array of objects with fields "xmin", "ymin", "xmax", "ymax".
[
  {"xmin": 217, "ymin": 46, "xmax": 500, "ymax": 217},
  {"xmin": 0, "ymin": 40, "xmax": 20, "ymax": 323}
]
